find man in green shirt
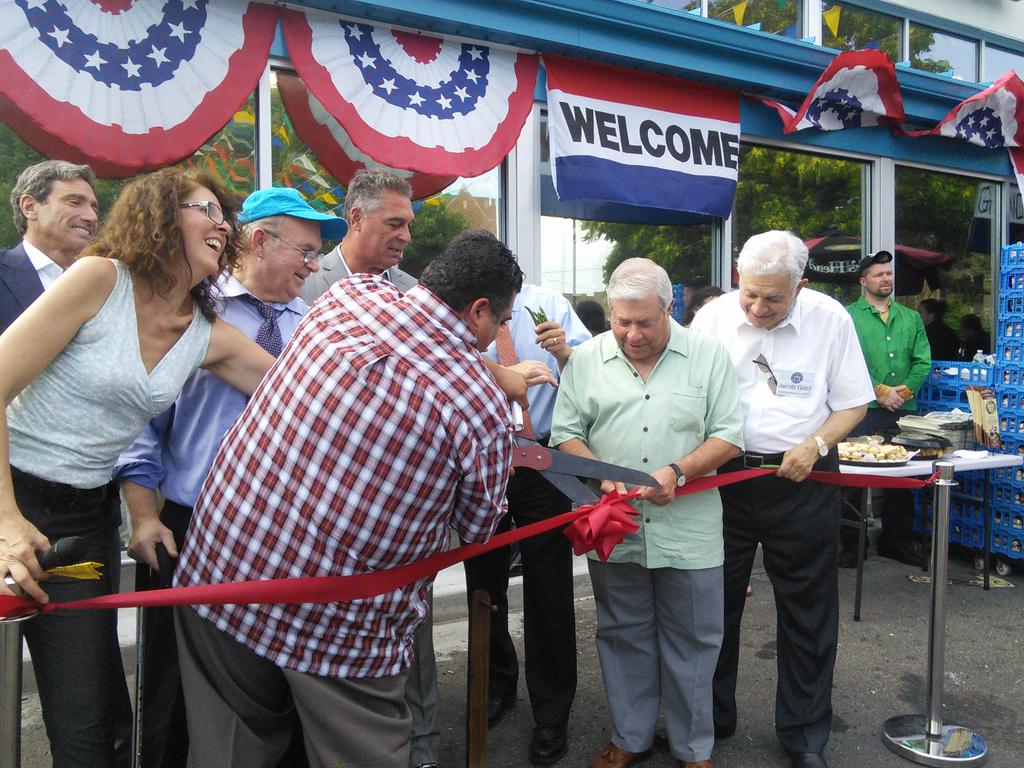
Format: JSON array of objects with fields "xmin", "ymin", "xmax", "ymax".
[
  {"xmin": 551, "ymin": 257, "xmax": 743, "ymax": 768},
  {"xmin": 844, "ymin": 250, "xmax": 932, "ymax": 567}
]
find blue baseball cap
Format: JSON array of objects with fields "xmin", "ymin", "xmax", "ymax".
[{"xmin": 238, "ymin": 187, "xmax": 347, "ymax": 240}]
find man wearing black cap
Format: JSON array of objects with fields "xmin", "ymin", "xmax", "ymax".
[{"xmin": 843, "ymin": 250, "xmax": 932, "ymax": 567}]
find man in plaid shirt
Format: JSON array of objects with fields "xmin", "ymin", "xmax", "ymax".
[{"xmin": 174, "ymin": 230, "xmax": 525, "ymax": 768}]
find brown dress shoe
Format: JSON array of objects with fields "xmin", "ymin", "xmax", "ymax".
[
  {"xmin": 681, "ymin": 761, "xmax": 714, "ymax": 768},
  {"xmin": 591, "ymin": 742, "xmax": 652, "ymax": 768}
]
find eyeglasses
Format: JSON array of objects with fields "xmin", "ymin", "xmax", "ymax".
[
  {"xmin": 180, "ymin": 200, "xmax": 230, "ymax": 227},
  {"xmin": 752, "ymin": 353, "xmax": 778, "ymax": 395},
  {"xmin": 266, "ymin": 231, "xmax": 322, "ymax": 265}
]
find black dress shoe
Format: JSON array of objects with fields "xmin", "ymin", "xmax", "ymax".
[
  {"xmin": 530, "ymin": 724, "xmax": 567, "ymax": 765},
  {"xmin": 877, "ymin": 539, "xmax": 925, "ymax": 567},
  {"xmin": 487, "ymin": 696, "xmax": 515, "ymax": 727},
  {"xmin": 791, "ymin": 752, "xmax": 828, "ymax": 768},
  {"xmin": 837, "ymin": 545, "xmax": 859, "ymax": 569}
]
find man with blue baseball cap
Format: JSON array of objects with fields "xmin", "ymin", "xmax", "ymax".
[
  {"xmin": 114, "ymin": 186, "xmax": 345, "ymax": 766},
  {"xmin": 237, "ymin": 185, "xmax": 348, "ymax": 241}
]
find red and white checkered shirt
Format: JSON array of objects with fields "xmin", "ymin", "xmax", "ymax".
[{"xmin": 176, "ymin": 275, "xmax": 513, "ymax": 678}]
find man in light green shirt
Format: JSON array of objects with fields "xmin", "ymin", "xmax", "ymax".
[{"xmin": 550, "ymin": 258, "xmax": 743, "ymax": 768}]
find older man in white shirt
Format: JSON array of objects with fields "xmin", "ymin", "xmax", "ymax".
[{"xmin": 690, "ymin": 230, "xmax": 873, "ymax": 768}]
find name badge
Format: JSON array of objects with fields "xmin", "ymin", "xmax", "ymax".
[{"xmin": 775, "ymin": 370, "xmax": 815, "ymax": 398}]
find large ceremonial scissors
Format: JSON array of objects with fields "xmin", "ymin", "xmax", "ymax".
[{"xmin": 509, "ymin": 403, "xmax": 659, "ymax": 504}]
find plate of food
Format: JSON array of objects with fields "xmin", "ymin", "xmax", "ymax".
[{"xmin": 838, "ymin": 439, "xmax": 916, "ymax": 466}]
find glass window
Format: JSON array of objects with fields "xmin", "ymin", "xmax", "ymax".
[
  {"xmin": 984, "ymin": 45, "xmax": 1024, "ymax": 82},
  {"xmin": 1011, "ymin": 186, "xmax": 1024, "ymax": 246},
  {"xmin": 269, "ymin": 70, "xmax": 503, "ymax": 276},
  {"xmin": 0, "ymin": 94, "xmax": 256, "ymax": 248},
  {"xmin": 820, "ymin": 3, "xmax": 900, "ymax": 60},
  {"xmin": 401, "ymin": 171, "xmax": 503, "ymax": 279},
  {"xmin": 732, "ymin": 144, "xmax": 868, "ymax": 303},
  {"xmin": 910, "ymin": 24, "xmax": 978, "ymax": 81},
  {"xmin": 708, "ymin": 0, "xmax": 798, "ymax": 38},
  {"xmin": 895, "ymin": 166, "xmax": 995, "ymax": 343},
  {"xmin": 537, "ymin": 111, "xmax": 713, "ymax": 323}
]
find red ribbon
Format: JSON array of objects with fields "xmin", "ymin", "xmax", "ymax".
[{"xmin": 0, "ymin": 469, "xmax": 939, "ymax": 621}]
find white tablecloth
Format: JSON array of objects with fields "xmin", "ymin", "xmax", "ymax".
[{"xmin": 839, "ymin": 453, "xmax": 1022, "ymax": 478}]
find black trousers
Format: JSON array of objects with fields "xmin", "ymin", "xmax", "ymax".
[
  {"xmin": 462, "ymin": 467, "xmax": 577, "ymax": 727},
  {"xmin": 136, "ymin": 500, "xmax": 308, "ymax": 768},
  {"xmin": 840, "ymin": 408, "xmax": 916, "ymax": 546},
  {"xmin": 135, "ymin": 500, "xmax": 192, "ymax": 768},
  {"xmin": 712, "ymin": 453, "xmax": 840, "ymax": 756},
  {"xmin": 13, "ymin": 467, "xmax": 132, "ymax": 768}
]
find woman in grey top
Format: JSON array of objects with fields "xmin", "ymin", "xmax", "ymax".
[{"xmin": 0, "ymin": 167, "xmax": 274, "ymax": 767}]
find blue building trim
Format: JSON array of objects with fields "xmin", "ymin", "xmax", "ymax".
[
  {"xmin": 288, "ymin": 0, "xmax": 989, "ymax": 125},
  {"xmin": 278, "ymin": 0, "xmax": 1014, "ymax": 178}
]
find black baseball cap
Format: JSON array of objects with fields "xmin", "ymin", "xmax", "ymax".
[{"xmin": 857, "ymin": 250, "xmax": 893, "ymax": 276}]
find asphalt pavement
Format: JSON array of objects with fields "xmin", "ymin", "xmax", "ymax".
[
  {"xmin": 15, "ymin": 542, "xmax": 1024, "ymax": 767},
  {"xmin": 430, "ymin": 545, "xmax": 1023, "ymax": 768}
]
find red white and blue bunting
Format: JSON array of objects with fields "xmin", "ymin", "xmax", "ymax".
[
  {"xmin": 0, "ymin": 0, "xmax": 278, "ymax": 176},
  {"xmin": 276, "ymin": 72, "xmax": 457, "ymax": 201},
  {"xmin": 280, "ymin": 9, "xmax": 538, "ymax": 178},
  {"xmin": 907, "ymin": 70, "xmax": 1024, "ymax": 200},
  {"xmin": 760, "ymin": 49, "xmax": 905, "ymax": 134}
]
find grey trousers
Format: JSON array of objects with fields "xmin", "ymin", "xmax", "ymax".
[
  {"xmin": 406, "ymin": 588, "xmax": 441, "ymax": 767},
  {"xmin": 588, "ymin": 560, "xmax": 724, "ymax": 764},
  {"xmin": 175, "ymin": 606, "xmax": 411, "ymax": 768}
]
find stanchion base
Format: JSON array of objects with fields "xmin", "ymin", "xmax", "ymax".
[{"xmin": 883, "ymin": 714, "xmax": 987, "ymax": 766}]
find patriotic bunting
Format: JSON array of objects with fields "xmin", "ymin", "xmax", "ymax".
[
  {"xmin": 761, "ymin": 49, "xmax": 904, "ymax": 134},
  {"xmin": 276, "ymin": 72, "xmax": 456, "ymax": 201},
  {"xmin": 544, "ymin": 55, "xmax": 741, "ymax": 218},
  {"xmin": 907, "ymin": 71, "xmax": 1024, "ymax": 200},
  {"xmin": 280, "ymin": 9, "xmax": 538, "ymax": 178},
  {"xmin": 0, "ymin": 0, "xmax": 278, "ymax": 176}
]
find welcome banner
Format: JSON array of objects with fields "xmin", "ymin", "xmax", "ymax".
[{"xmin": 544, "ymin": 55, "xmax": 741, "ymax": 218}]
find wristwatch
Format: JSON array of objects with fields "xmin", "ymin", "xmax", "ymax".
[
  {"xmin": 812, "ymin": 435, "xmax": 829, "ymax": 457},
  {"xmin": 669, "ymin": 463, "xmax": 686, "ymax": 487}
]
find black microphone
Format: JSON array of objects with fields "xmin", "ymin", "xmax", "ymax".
[{"xmin": 36, "ymin": 536, "xmax": 91, "ymax": 571}]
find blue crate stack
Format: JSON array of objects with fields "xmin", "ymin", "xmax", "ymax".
[
  {"xmin": 671, "ymin": 284, "xmax": 685, "ymax": 324},
  {"xmin": 990, "ymin": 242, "xmax": 1024, "ymax": 563},
  {"xmin": 912, "ymin": 360, "xmax": 995, "ymax": 544},
  {"xmin": 913, "ymin": 244, "xmax": 1024, "ymax": 563}
]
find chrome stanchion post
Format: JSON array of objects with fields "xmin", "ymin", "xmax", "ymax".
[
  {"xmin": 883, "ymin": 461, "xmax": 987, "ymax": 766},
  {"xmin": 0, "ymin": 620, "xmax": 24, "ymax": 768},
  {"xmin": 1, "ymin": 579, "xmax": 37, "ymax": 768}
]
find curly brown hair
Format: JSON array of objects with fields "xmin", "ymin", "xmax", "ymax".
[{"xmin": 81, "ymin": 167, "xmax": 242, "ymax": 320}]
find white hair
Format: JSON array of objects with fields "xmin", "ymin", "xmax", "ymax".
[
  {"xmin": 736, "ymin": 230, "xmax": 808, "ymax": 288},
  {"xmin": 607, "ymin": 258, "xmax": 673, "ymax": 311}
]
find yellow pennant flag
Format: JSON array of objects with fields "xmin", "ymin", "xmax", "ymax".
[
  {"xmin": 823, "ymin": 5, "xmax": 842, "ymax": 38},
  {"xmin": 732, "ymin": 0, "xmax": 748, "ymax": 26},
  {"xmin": 47, "ymin": 562, "xmax": 104, "ymax": 580}
]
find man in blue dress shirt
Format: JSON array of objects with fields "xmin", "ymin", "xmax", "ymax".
[
  {"xmin": 467, "ymin": 283, "xmax": 591, "ymax": 764},
  {"xmin": 114, "ymin": 186, "xmax": 346, "ymax": 767}
]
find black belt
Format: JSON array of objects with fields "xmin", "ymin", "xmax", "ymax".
[
  {"xmin": 10, "ymin": 465, "xmax": 112, "ymax": 507},
  {"xmin": 736, "ymin": 451, "xmax": 787, "ymax": 469}
]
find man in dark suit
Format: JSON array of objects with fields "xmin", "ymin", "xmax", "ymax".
[
  {"xmin": 2, "ymin": 160, "xmax": 98, "ymax": 334},
  {"xmin": 300, "ymin": 168, "xmax": 417, "ymax": 305},
  {"xmin": 1, "ymin": 159, "xmax": 134, "ymax": 765}
]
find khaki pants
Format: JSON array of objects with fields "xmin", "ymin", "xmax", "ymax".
[{"xmin": 175, "ymin": 606, "xmax": 411, "ymax": 768}]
